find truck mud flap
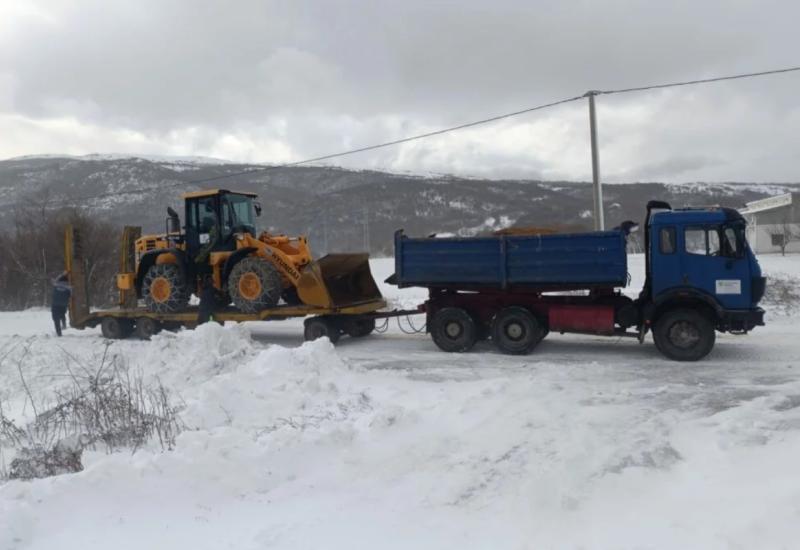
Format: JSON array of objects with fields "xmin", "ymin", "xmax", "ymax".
[{"xmin": 296, "ymin": 254, "xmax": 382, "ymax": 309}]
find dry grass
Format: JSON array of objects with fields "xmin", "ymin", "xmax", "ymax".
[{"xmin": 0, "ymin": 343, "xmax": 183, "ymax": 480}]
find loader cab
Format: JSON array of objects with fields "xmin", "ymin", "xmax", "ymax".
[
  {"xmin": 647, "ymin": 205, "xmax": 764, "ymax": 310},
  {"xmin": 182, "ymin": 189, "xmax": 259, "ymax": 258}
]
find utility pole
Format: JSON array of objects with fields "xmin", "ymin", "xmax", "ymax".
[{"xmin": 585, "ymin": 90, "xmax": 604, "ymax": 230}]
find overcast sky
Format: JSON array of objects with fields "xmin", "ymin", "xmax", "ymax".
[{"xmin": 1, "ymin": 0, "xmax": 798, "ymax": 182}]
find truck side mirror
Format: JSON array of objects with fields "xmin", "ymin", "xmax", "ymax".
[{"xmin": 254, "ymin": 202, "xmax": 262, "ymax": 217}]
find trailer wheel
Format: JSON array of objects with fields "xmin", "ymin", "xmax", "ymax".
[
  {"xmin": 304, "ymin": 317, "xmax": 341, "ymax": 344},
  {"xmin": 101, "ymin": 317, "xmax": 133, "ymax": 340},
  {"xmin": 134, "ymin": 317, "xmax": 161, "ymax": 340},
  {"xmin": 345, "ymin": 318, "xmax": 376, "ymax": 338},
  {"xmin": 143, "ymin": 263, "xmax": 189, "ymax": 313},
  {"xmin": 653, "ymin": 308, "xmax": 716, "ymax": 361},
  {"xmin": 491, "ymin": 307, "xmax": 544, "ymax": 355},
  {"xmin": 228, "ymin": 257, "xmax": 282, "ymax": 313},
  {"xmin": 430, "ymin": 308, "xmax": 477, "ymax": 352}
]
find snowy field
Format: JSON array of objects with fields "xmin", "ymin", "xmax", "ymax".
[{"xmin": 1, "ymin": 254, "xmax": 799, "ymax": 549}]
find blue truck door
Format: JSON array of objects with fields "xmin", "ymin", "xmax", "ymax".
[
  {"xmin": 680, "ymin": 225, "xmax": 751, "ymax": 309},
  {"xmin": 650, "ymin": 224, "xmax": 682, "ymax": 297}
]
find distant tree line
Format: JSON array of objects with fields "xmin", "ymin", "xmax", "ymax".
[{"xmin": 0, "ymin": 199, "xmax": 119, "ymax": 310}]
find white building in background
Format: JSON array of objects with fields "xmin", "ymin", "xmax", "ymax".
[{"xmin": 739, "ymin": 192, "xmax": 800, "ymax": 254}]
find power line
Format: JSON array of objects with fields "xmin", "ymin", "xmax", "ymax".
[
  {"xmin": 186, "ymin": 94, "xmax": 586, "ymax": 186},
  {"xmin": 597, "ymin": 65, "xmax": 800, "ymax": 96}
]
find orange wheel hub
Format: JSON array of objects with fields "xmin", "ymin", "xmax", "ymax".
[
  {"xmin": 150, "ymin": 277, "xmax": 171, "ymax": 303},
  {"xmin": 238, "ymin": 272, "xmax": 262, "ymax": 300}
]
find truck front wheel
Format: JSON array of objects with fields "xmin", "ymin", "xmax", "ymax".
[
  {"xmin": 653, "ymin": 308, "xmax": 716, "ymax": 361},
  {"xmin": 430, "ymin": 307, "xmax": 477, "ymax": 352}
]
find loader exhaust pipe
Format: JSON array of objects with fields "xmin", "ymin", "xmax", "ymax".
[{"xmin": 167, "ymin": 206, "xmax": 180, "ymax": 234}]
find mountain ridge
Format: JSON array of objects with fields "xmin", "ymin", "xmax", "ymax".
[{"xmin": 1, "ymin": 155, "xmax": 797, "ymax": 255}]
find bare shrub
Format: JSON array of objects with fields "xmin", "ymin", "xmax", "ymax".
[
  {"xmin": 762, "ymin": 273, "xmax": 800, "ymax": 314},
  {"xmin": 0, "ymin": 345, "xmax": 184, "ymax": 480}
]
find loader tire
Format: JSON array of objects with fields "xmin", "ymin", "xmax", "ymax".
[
  {"xmin": 143, "ymin": 264, "xmax": 189, "ymax": 313},
  {"xmin": 228, "ymin": 257, "xmax": 282, "ymax": 313}
]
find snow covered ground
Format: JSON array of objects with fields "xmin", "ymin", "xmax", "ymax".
[{"xmin": 1, "ymin": 255, "xmax": 799, "ymax": 549}]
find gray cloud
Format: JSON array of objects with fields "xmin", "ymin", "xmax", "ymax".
[{"xmin": 0, "ymin": 0, "xmax": 798, "ymax": 182}]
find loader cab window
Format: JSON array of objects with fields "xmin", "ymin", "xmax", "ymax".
[
  {"xmin": 220, "ymin": 194, "xmax": 256, "ymax": 237},
  {"xmin": 185, "ymin": 196, "xmax": 221, "ymax": 255},
  {"xmin": 186, "ymin": 197, "xmax": 219, "ymax": 233}
]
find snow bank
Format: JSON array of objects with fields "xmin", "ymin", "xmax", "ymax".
[{"xmin": 1, "ymin": 254, "xmax": 800, "ymax": 549}]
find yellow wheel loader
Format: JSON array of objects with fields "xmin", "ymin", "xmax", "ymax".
[{"xmin": 116, "ymin": 189, "xmax": 381, "ymax": 314}]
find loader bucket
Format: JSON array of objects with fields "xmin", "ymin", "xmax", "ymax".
[{"xmin": 296, "ymin": 253, "xmax": 382, "ymax": 308}]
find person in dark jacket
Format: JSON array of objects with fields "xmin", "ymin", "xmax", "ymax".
[
  {"xmin": 197, "ymin": 275, "xmax": 216, "ymax": 325},
  {"xmin": 51, "ymin": 272, "xmax": 71, "ymax": 337}
]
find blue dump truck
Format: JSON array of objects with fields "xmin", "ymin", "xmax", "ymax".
[{"xmin": 390, "ymin": 200, "xmax": 766, "ymax": 361}]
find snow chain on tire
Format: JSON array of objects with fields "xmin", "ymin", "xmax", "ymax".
[
  {"xmin": 143, "ymin": 263, "xmax": 189, "ymax": 313},
  {"xmin": 228, "ymin": 256, "xmax": 283, "ymax": 313}
]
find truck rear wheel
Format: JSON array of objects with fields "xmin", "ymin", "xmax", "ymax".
[
  {"xmin": 492, "ymin": 306, "xmax": 544, "ymax": 355},
  {"xmin": 228, "ymin": 257, "xmax": 282, "ymax": 313},
  {"xmin": 143, "ymin": 263, "xmax": 189, "ymax": 313},
  {"xmin": 430, "ymin": 307, "xmax": 477, "ymax": 352},
  {"xmin": 653, "ymin": 308, "xmax": 716, "ymax": 361}
]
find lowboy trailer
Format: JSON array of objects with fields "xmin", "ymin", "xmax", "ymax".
[
  {"xmin": 64, "ymin": 225, "xmax": 393, "ymax": 341},
  {"xmin": 389, "ymin": 201, "xmax": 766, "ymax": 361}
]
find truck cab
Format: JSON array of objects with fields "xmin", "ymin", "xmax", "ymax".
[{"xmin": 642, "ymin": 201, "xmax": 765, "ymax": 359}]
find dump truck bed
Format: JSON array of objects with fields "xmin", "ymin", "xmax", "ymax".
[{"xmin": 393, "ymin": 229, "xmax": 629, "ymax": 291}]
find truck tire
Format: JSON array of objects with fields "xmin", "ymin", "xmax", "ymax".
[
  {"xmin": 228, "ymin": 257, "xmax": 282, "ymax": 313},
  {"xmin": 304, "ymin": 317, "xmax": 341, "ymax": 344},
  {"xmin": 653, "ymin": 308, "xmax": 716, "ymax": 361},
  {"xmin": 491, "ymin": 306, "xmax": 544, "ymax": 355},
  {"xmin": 101, "ymin": 317, "xmax": 133, "ymax": 339},
  {"xmin": 143, "ymin": 263, "xmax": 189, "ymax": 313},
  {"xmin": 430, "ymin": 307, "xmax": 477, "ymax": 352}
]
